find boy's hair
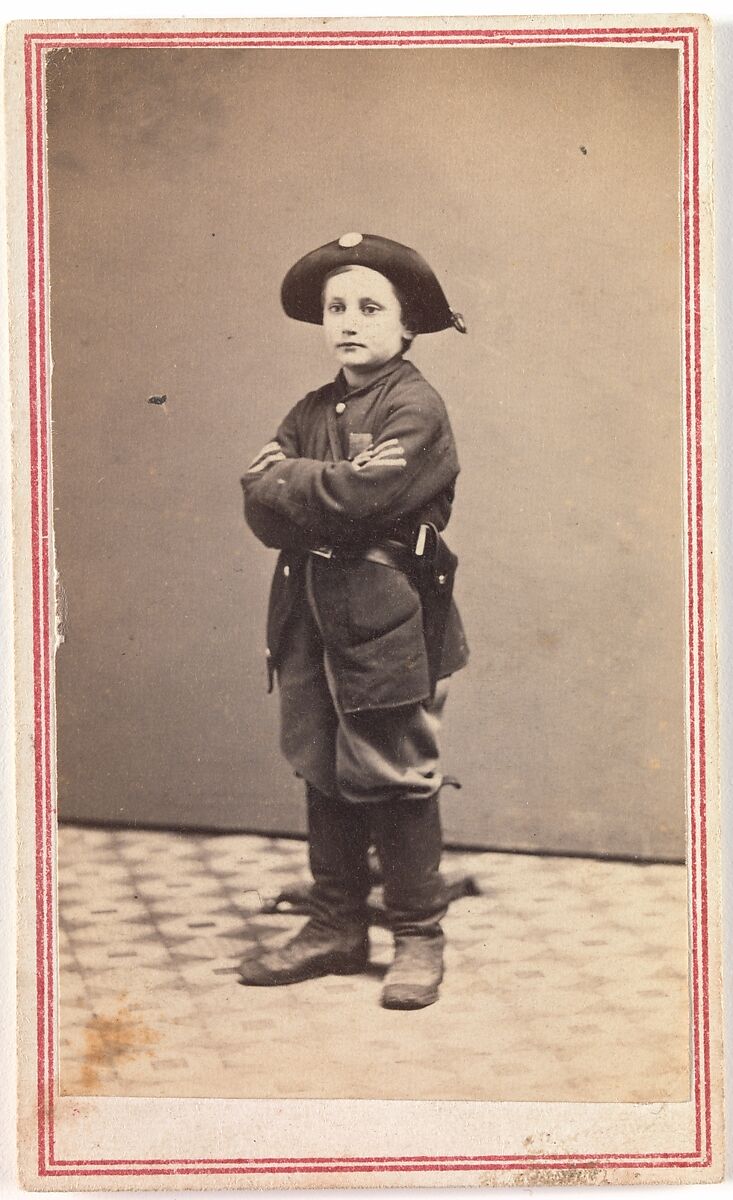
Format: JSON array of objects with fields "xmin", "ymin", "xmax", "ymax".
[{"xmin": 322, "ymin": 265, "xmax": 418, "ymax": 352}]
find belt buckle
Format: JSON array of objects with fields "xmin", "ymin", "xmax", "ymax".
[{"xmin": 311, "ymin": 546, "xmax": 334, "ymax": 560}]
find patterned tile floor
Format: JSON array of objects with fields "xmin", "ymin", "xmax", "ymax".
[{"xmin": 58, "ymin": 824, "xmax": 690, "ymax": 1104}]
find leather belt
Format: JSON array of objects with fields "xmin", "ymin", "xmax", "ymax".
[
  {"xmin": 310, "ymin": 539, "xmax": 413, "ymax": 574},
  {"xmin": 363, "ymin": 541, "xmax": 414, "ymax": 572}
]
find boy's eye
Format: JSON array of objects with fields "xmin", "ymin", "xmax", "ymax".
[
  {"xmin": 362, "ymin": 304, "xmax": 381, "ymax": 315},
  {"xmin": 328, "ymin": 303, "xmax": 345, "ymax": 313}
]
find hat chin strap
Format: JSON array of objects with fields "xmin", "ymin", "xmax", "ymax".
[{"xmin": 450, "ymin": 311, "xmax": 468, "ymax": 334}]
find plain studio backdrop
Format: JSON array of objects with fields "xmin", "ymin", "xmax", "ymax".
[{"xmin": 46, "ymin": 45, "xmax": 685, "ymax": 859}]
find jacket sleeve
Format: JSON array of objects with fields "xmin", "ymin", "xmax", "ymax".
[
  {"xmin": 243, "ymin": 495, "xmax": 318, "ymax": 552},
  {"xmin": 243, "ymin": 381, "xmax": 459, "ymax": 541},
  {"xmin": 242, "ymin": 399, "xmax": 315, "ymax": 551}
]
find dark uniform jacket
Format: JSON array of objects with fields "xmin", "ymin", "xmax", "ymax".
[{"xmin": 243, "ymin": 356, "xmax": 469, "ymax": 713}]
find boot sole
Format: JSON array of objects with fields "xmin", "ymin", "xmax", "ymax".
[
  {"xmin": 381, "ymin": 986, "xmax": 440, "ymax": 1010},
  {"xmin": 238, "ymin": 953, "xmax": 368, "ymax": 987}
]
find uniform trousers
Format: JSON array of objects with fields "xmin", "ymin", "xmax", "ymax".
[
  {"xmin": 277, "ymin": 559, "xmax": 449, "ymax": 937},
  {"xmin": 278, "ymin": 559, "xmax": 448, "ymax": 804}
]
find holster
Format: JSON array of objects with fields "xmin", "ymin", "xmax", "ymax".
[{"xmin": 411, "ymin": 523, "xmax": 459, "ymax": 698}]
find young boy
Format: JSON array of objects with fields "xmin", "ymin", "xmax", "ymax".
[{"xmin": 239, "ymin": 232, "xmax": 468, "ymax": 1009}]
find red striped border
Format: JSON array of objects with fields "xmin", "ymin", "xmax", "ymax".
[{"xmin": 23, "ymin": 25, "xmax": 711, "ymax": 1180}]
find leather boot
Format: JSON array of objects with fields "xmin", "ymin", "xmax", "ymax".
[
  {"xmin": 369, "ymin": 794, "xmax": 448, "ymax": 1009},
  {"xmin": 238, "ymin": 786, "xmax": 371, "ymax": 986},
  {"xmin": 381, "ymin": 931, "xmax": 445, "ymax": 1009}
]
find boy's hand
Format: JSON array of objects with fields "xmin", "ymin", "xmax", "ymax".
[
  {"xmin": 352, "ymin": 438, "xmax": 407, "ymax": 471},
  {"xmin": 246, "ymin": 441, "xmax": 286, "ymax": 474}
]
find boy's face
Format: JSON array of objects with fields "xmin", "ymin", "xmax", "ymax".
[{"xmin": 322, "ymin": 266, "xmax": 413, "ymax": 377}]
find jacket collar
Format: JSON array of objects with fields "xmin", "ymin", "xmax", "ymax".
[{"xmin": 333, "ymin": 355, "xmax": 410, "ymax": 401}]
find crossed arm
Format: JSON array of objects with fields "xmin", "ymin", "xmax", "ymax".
[
  {"xmin": 242, "ymin": 394, "xmax": 456, "ymax": 549},
  {"xmin": 246, "ymin": 436, "xmax": 406, "ymax": 475},
  {"xmin": 242, "ymin": 437, "xmax": 407, "ymax": 551}
]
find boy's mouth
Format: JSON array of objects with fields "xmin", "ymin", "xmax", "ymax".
[{"xmin": 337, "ymin": 341, "xmax": 366, "ymax": 349}]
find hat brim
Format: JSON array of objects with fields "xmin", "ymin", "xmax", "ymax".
[{"xmin": 280, "ymin": 234, "xmax": 458, "ymax": 335}]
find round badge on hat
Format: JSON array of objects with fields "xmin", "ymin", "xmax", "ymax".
[
  {"xmin": 338, "ymin": 232, "xmax": 364, "ymax": 248},
  {"xmin": 281, "ymin": 233, "xmax": 467, "ymax": 335}
]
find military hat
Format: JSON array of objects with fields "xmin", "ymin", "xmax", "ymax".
[{"xmin": 281, "ymin": 232, "xmax": 467, "ymax": 335}]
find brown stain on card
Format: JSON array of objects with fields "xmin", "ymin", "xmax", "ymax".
[{"xmin": 81, "ymin": 999, "xmax": 159, "ymax": 1090}]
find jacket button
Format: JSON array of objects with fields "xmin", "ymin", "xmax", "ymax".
[
  {"xmin": 438, "ymin": 574, "xmax": 446, "ymax": 585},
  {"xmin": 335, "ymin": 401, "xmax": 346, "ymax": 414},
  {"xmin": 283, "ymin": 565, "xmax": 290, "ymax": 578}
]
